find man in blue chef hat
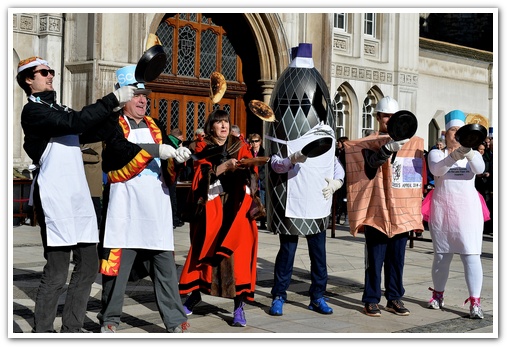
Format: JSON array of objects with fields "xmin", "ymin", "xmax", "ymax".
[{"xmin": 98, "ymin": 65, "xmax": 192, "ymax": 333}]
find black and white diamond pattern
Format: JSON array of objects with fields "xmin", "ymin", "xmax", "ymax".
[{"xmin": 266, "ymin": 66, "xmax": 335, "ymax": 236}]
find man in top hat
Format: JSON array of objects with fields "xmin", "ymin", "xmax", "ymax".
[
  {"xmin": 98, "ymin": 65, "xmax": 192, "ymax": 333},
  {"xmin": 16, "ymin": 56, "xmax": 136, "ymax": 333}
]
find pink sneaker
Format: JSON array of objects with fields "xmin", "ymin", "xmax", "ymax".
[{"xmin": 428, "ymin": 287, "xmax": 444, "ymax": 309}]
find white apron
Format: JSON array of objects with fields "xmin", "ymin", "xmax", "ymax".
[
  {"xmin": 429, "ymin": 149, "xmax": 483, "ymax": 254},
  {"xmin": 103, "ymin": 121, "xmax": 174, "ymax": 250},
  {"xmin": 285, "ymin": 123, "xmax": 334, "ymax": 218},
  {"xmin": 36, "ymin": 135, "xmax": 98, "ymax": 246}
]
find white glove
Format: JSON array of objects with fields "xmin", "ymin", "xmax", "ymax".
[
  {"xmin": 449, "ymin": 146, "xmax": 474, "ymax": 161},
  {"xmin": 322, "ymin": 178, "xmax": 343, "ymax": 200},
  {"xmin": 383, "ymin": 139, "xmax": 409, "ymax": 153},
  {"xmin": 113, "ymin": 85, "xmax": 136, "ymax": 106},
  {"xmin": 174, "ymin": 146, "xmax": 192, "ymax": 163},
  {"xmin": 159, "ymin": 144, "xmax": 177, "ymax": 160},
  {"xmin": 289, "ymin": 150, "xmax": 307, "ymax": 164}
]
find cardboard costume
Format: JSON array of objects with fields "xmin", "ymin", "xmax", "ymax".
[{"xmin": 344, "ymin": 133, "xmax": 425, "ymax": 237}]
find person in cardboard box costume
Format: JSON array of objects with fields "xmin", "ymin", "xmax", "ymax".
[{"xmin": 343, "ymin": 96, "xmax": 425, "ymax": 317}]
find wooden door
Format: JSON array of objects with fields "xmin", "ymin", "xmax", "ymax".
[{"xmin": 147, "ymin": 92, "xmax": 244, "ymax": 141}]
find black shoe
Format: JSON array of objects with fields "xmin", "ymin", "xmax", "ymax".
[
  {"xmin": 363, "ymin": 303, "xmax": 381, "ymax": 317},
  {"xmin": 259, "ymin": 223, "xmax": 266, "ymax": 229},
  {"xmin": 386, "ymin": 299, "xmax": 410, "ymax": 316}
]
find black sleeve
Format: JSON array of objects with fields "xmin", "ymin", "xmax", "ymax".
[
  {"xmin": 21, "ymin": 93, "xmax": 120, "ymax": 138},
  {"xmin": 362, "ymin": 146, "xmax": 391, "ymax": 180},
  {"xmin": 364, "ymin": 146, "xmax": 391, "ymax": 169}
]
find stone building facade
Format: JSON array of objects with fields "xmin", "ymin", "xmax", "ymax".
[{"xmin": 11, "ymin": 11, "xmax": 494, "ymax": 171}]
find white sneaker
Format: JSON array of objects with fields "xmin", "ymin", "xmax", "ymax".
[
  {"xmin": 428, "ymin": 298, "xmax": 444, "ymax": 309},
  {"xmin": 101, "ymin": 324, "xmax": 117, "ymax": 333},
  {"xmin": 470, "ymin": 305, "xmax": 484, "ymax": 319}
]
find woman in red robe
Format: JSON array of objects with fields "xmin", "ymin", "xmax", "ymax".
[{"xmin": 179, "ymin": 109, "xmax": 260, "ymax": 327}]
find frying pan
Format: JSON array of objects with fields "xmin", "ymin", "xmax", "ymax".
[
  {"xmin": 387, "ymin": 110, "xmax": 418, "ymax": 163},
  {"xmin": 455, "ymin": 123, "xmax": 487, "ymax": 148},
  {"xmin": 301, "ymin": 137, "xmax": 334, "ymax": 158},
  {"xmin": 135, "ymin": 44, "xmax": 167, "ymax": 83},
  {"xmin": 387, "ymin": 110, "xmax": 418, "ymax": 141}
]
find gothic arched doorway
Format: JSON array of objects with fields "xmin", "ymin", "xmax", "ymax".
[{"xmin": 145, "ymin": 12, "xmax": 268, "ymax": 140}]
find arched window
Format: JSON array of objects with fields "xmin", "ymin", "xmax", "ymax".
[
  {"xmin": 362, "ymin": 93, "xmax": 376, "ymax": 137},
  {"xmin": 333, "ymin": 87, "xmax": 349, "ymax": 138}
]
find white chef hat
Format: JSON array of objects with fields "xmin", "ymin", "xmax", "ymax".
[{"xmin": 18, "ymin": 56, "xmax": 50, "ymax": 74}]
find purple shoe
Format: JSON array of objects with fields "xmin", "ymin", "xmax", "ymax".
[
  {"xmin": 183, "ymin": 292, "xmax": 201, "ymax": 316},
  {"xmin": 232, "ymin": 302, "xmax": 246, "ymax": 327}
]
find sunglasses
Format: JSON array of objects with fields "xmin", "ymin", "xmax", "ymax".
[
  {"xmin": 34, "ymin": 69, "xmax": 55, "ymax": 77},
  {"xmin": 251, "ymin": 139, "xmax": 261, "ymax": 143}
]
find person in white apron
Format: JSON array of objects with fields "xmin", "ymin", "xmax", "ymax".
[
  {"xmin": 16, "ymin": 56, "xmax": 135, "ymax": 333},
  {"xmin": 97, "ymin": 65, "xmax": 191, "ymax": 333},
  {"xmin": 427, "ymin": 110, "xmax": 486, "ymax": 319}
]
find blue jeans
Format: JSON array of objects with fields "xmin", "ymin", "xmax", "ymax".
[
  {"xmin": 271, "ymin": 231, "xmax": 327, "ymax": 301},
  {"xmin": 362, "ymin": 226, "xmax": 409, "ymax": 304}
]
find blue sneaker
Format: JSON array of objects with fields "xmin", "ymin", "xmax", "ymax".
[
  {"xmin": 269, "ymin": 296, "xmax": 285, "ymax": 316},
  {"xmin": 232, "ymin": 302, "xmax": 246, "ymax": 327},
  {"xmin": 308, "ymin": 297, "xmax": 333, "ymax": 314}
]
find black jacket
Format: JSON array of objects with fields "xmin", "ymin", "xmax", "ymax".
[{"xmin": 21, "ymin": 90, "xmax": 121, "ymax": 164}]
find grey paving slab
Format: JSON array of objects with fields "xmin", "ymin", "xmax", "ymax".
[{"xmin": 10, "ymin": 222, "xmax": 496, "ymax": 338}]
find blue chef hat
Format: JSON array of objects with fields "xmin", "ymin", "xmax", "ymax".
[
  {"xmin": 444, "ymin": 110, "xmax": 466, "ymax": 130},
  {"xmin": 115, "ymin": 65, "xmax": 151, "ymax": 95}
]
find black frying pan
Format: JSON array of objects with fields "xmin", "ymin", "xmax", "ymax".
[
  {"xmin": 301, "ymin": 137, "xmax": 334, "ymax": 158},
  {"xmin": 135, "ymin": 45, "xmax": 167, "ymax": 83},
  {"xmin": 387, "ymin": 110, "xmax": 418, "ymax": 141},
  {"xmin": 387, "ymin": 110, "xmax": 418, "ymax": 163},
  {"xmin": 455, "ymin": 123, "xmax": 487, "ymax": 148}
]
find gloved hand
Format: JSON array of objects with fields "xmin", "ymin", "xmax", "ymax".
[
  {"xmin": 449, "ymin": 146, "xmax": 474, "ymax": 161},
  {"xmin": 289, "ymin": 150, "xmax": 307, "ymax": 164},
  {"xmin": 383, "ymin": 139, "xmax": 409, "ymax": 153},
  {"xmin": 113, "ymin": 85, "xmax": 136, "ymax": 106},
  {"xmin": 322, "ymin": 178, "xmax": 343, "ymax": 200},
  {"xmin": 174, "ymin": 146, "xmax": 192, "ymax": 163},
  {"xmin": 159, "ymin": 144, "xmax": 177, "ymax": 160}
]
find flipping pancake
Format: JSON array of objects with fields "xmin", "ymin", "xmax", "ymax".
[
  {"xmin": 210, "ymin": 72, "xmax": 227, "ymax": 104},
  {"xmin": 248, "ymin": 100, "xmax": 276, "ymax": 122}
]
